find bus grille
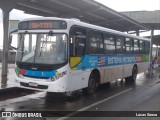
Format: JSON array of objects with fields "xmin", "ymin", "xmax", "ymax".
[{"xmin": 20, "ymin": 82, "xmax": 48, "ymax": 89}]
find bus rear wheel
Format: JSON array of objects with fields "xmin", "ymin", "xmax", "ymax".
[
  {"xmin": 131, "ymin": 66, "xmax": 138, "ymax": 82},
  {"xmin": 82, "ymin": 74, "xmax": 97, "ymax": 95},
  {"xmin": 125, "ymin": 66, "xmax": 138, "ymax": 83},
  {"xmin": 125, "ymin": 66, "xmax": 138, "ymax": 84}
]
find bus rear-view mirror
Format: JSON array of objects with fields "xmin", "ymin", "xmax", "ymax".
[{"xmin": 9, "ymin": 29, "xmax": 18, "ymax": 50}]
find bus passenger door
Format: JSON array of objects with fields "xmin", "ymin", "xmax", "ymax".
[
  {"xmin": 70, "ymin": 36, "xmax": 86, "ymax": 70},
  {"xmin": 69, "ymin": 35, "xmax": 88, "ymax": 91},
  {"xmin": 68, "ymin": 26, "xmax": 88, "ymax": 91}
]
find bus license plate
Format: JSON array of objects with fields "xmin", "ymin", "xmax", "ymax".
[{"xmin": 29, "ymin": 82, "xmax": 38, "ymax": 87}]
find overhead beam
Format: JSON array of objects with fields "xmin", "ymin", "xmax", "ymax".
[
  {"xmin": 17, "ymin": 1, "xmax": 58, "ymax": 16},
  {"xmin": 87, "ymin": 12, "xmax": 106, "ymax": 21},
  {"xmin": 60, "ymin": 5, "xmax": 103, "ymax": 18},
  {"xmin": 91, "ymin": 18, "xmax": 132, "ymax": 31},
  {"xmin": 49, "ymin": 0, "xmax": 80, "ymax": 11},
  {"xmin": 16, "ymin": 5, "xmax": 52, "ymax": 17},
  {"xmin": 86, "ymin": 0, "xmax": 150, "ymax": 31},
  {"xmin": 82, "ymin": 0, "xmax": 150, "ymax": 31}
]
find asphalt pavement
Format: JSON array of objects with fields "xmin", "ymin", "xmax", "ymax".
[{"xmin": 0, "ymin": 64, "xmax": 159, "ymax": 120}]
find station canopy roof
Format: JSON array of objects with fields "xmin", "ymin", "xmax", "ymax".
[
  {"xmin": 4, "ymin": 0, "xmax": 150, "ymax": 31},
  {"xmin": 152, "ymin": 35, "xmax": 160, "ymax": 46}
]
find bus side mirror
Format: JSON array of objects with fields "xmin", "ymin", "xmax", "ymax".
[
  {"xmin": 9, "ymin": 29, "xmax": 18, "ymax": 50},
  {"xmin": 9, "ymin": 35, "xmax": 12, "ymax": 45}
]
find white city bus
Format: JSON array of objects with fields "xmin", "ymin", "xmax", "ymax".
[{"xmin": 11, "ymin": 17, "xmax": 150, "ymax": 95}]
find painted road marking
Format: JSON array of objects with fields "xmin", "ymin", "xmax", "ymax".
[
  {"xmin": 57, "ymin": 88, "xmax": 133, "ymax": 120},
  {"xmin": 0, "ymin": 88, "xmax": 133, "ymax": 119}
]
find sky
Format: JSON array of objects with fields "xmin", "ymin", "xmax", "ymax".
[{"xmin": 0, "ymin": 0, "xmax": 160, "ymax": 47}]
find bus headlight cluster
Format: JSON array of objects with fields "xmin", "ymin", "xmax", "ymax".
[
  {"xmin": 15, "ymin": 70, "xmax": 23, "ymax": 78},
  {"xmin": 15, "ymin": 67, "xmax": 25, "ymax": 78},
  {"xmin": 16, "ymin": 72, "xmax": 24, "ymax": 78},
  {"xmin": 18, "ymin": 74, "xmax": 24, "ymax": 78},
  {"xmin": 50, "ymin": 71, "xmax": 67, "ymax": 81}
]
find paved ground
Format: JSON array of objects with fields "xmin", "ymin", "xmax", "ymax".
[
  {"xmin": 0, "ymin": 63, "xmax": 15, "ymax": 89},
  {"xmin": 62, "ymin": 73, "xmax": 160, "ymax": 120},
  {"xmin": 0, "ymin": 64, "xmax": 159, "ymax": 120}
]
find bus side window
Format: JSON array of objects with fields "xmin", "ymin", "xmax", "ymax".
[
  {"xmin": 89, "ymin": 31, "xmax": 103, "ymax": 54},
  {"xmin": 133, "ymin": 39, "xmax": 139, "ymax": 54},
  {"xmin": 69, "ymin": 26, "xmax": 86, "ymax": 57},
  {"xmin": 75, "ymin": 37, "xmax": 85, "ymax": 56},
  {"xmin": 70, "ymin": 36, "xmax": 86, "ymax": 57},
  {"xmin": 125, "ymin": 38, "xmax": 133, "ymax": 54},
  {"xmin": 104, "ymin": 34, "xmax": 116, "ymax": 54},
  {"xmin": 139, "ymin": 40, "xmax": 145, "ymax": 54},
  {"xmin": 145, "ymin": 41, "xmax": 150, "ymax": 54},
  {"xmin": 116, "ymin": 36, "xmax": 125, "ymax": 54}
]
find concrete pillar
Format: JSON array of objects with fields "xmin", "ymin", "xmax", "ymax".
[
  {"xmin": 0, "ymin": 0, "xmax": 18, "ymax": 76},
  {"xmin": 150, "ymin": 30, "xmax": 154, "ymax": 75},
  {"xmin": 156, "ymin": 46, "xmax": 158, "ymax": 57},
  {"xmin": 1, "ymin": 9, "xmax": 10, "ymax": 76},
  {"xmin": 150, "ymin": 30, "xmax": 154, "ymax": 58},
  {"xmin": 136, "ymin": 30, "xmax": 139, "ymax": 36}
]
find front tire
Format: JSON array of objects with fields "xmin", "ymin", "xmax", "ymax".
[{"xmin": 82, "ymin": 74, "xmax": 97, "ymax": 95}]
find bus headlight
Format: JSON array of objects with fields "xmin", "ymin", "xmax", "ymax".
[
  {"xmin": 50, "ymin": 71, "xmax": 67, "ymax": 81},
  {"xmin": 15, "ymin": 67, "xmax": 25, "ymax": 78},
  {"xmin": 50, "ymin": 77, "xmax": 56, "ymax": 81},
  {"xmin": 16, "ymin": 73, "xmax": 24, "ymax": 78},
  {"xmin": 15, "ymin": 70, "xmax": 22, "ymax": 78},
  {"xmin": 18, "ymin": 74, "xmax": 24, "ymax": 78}
]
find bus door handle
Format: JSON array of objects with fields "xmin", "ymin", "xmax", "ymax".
[{"xmin": 82, "ymin": 66, "xmax": 86, "ymax": 71}]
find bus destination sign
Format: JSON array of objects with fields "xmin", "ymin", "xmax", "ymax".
[
  {"xmin": 18, "ymin": 20, "xmax": 67, "ymax": 30},
  {"xmin": 30, "ymin": 22, "xmax": 53, "ymax": 29}
]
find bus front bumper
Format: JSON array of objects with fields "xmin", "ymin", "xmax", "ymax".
[{"xmin": 14, "ymin": 76, "xmax": 69, "ymax": 93}]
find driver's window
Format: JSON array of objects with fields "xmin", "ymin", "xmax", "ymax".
[{"xmin": 69, "ymin": 26, "xmax": 86, "ymax": 57}]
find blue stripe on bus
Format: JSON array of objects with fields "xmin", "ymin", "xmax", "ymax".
[
  {"xmin": 25, "ymin": 70, "xmax": 57, "ymax": 78},
  {"xmin": 23, "ymin": 54, "xmax": 149, "ymax": 78},
  {"xmin": 75, "ymin": 54, "xmax": 149, "ymax": 70}
]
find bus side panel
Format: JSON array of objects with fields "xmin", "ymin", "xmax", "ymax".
[
  {"xmin": 68, "ymin": 70, "xmax": 91, "ymax": 91},
  {"xmin": 99, "ymin": 68, "xmax": 106, "ymax": 84},
  {"xmin": 99, "ymin": 67, "xmax": 117, "ymax": 84},
  {"xmin": 115, "ymin": 65, "xmax": 124, "ymax": 79},
  {"xmin": 101, "ymin": 66, "xmax": 117, "ymax": 83},
  {"xmin": 137, "ymin": 63, "xmax": 142, "ymax": 73},
  {"xmin": 123, "ymin": 64, "xmax": 134, "ymax": 78},
  {"xmin": 137, "ymin": 62, "xmax": 149, "ymax": 74}
]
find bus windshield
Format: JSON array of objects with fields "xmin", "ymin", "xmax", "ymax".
[{"xmin": 16, "ymin": 33, "xmax": 68, "ymax": 65}]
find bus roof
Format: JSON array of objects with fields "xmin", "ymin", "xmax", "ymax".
[{"xmin": 20, "ymin": 17, "xmax": 150, "ymax": 41}]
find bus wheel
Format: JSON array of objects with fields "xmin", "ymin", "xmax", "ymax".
[
  {"xmin": 125, "ymin": 66, "xmax": 137, "ymax": 84},
  {"xmin": 82, "ymin": 74, "xmax": 97, "ymax": 95},
  {"xmin": 131, "ymin": 66, "xmax": 138, "ymax": 82}
]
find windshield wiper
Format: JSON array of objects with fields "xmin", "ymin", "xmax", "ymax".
[
  {"xmin": 20, "ymin": 34, "xmax": 26, "ymax": 61},
  {"xmin": 39, "ymin": 31, "xmax": 54, "ymax": 57},
  {"xmin": 39, "ymin": 34, "xmax": 49, "ymax": 57}
]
